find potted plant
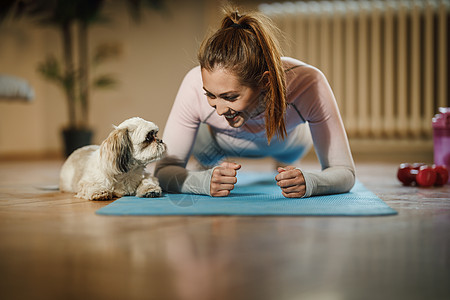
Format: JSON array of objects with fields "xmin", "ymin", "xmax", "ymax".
[
  {"xmin": 1, "ymin": 0, "xmax": 165, "ymax": 156},
  {"xmin": 33, "ymin": 0, "xmax": 120, "ymax": 156},
  {"xmin": 1, "ymin": 0, "xmax": 118, "ymax": 156},
  {"xmin": 37, "ymin": 42, "xmax": 120, "ymax": 156}
]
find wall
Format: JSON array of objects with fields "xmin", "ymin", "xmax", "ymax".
[
  {"xmin": 0, "ymin": 0, "xmax": 226, "ymax": 158},
  {"xmin": 0, "ymin": 0, "xmax": 436, "ymax": 161}
]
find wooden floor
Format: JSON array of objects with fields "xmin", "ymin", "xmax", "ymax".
[{"xmin": 0, "ymin": 157, "xmax": 449, "ymax": 300}]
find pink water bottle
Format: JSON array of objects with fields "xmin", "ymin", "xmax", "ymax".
[{"xmin": 432, "ymin": 107, "xmax": 450, "ymax": 183}]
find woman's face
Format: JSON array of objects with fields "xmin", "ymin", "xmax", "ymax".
[{"xmin": 201, "ymin": 67, "xmax": 263, "ymax": 128}]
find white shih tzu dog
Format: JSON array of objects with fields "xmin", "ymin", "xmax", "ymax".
[{"xmin": 59, "ymin": 117, "xmax": 166, "ymax": 200}]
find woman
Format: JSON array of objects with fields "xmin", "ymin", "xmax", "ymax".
[{"xmin": 154, "ymin": 8, "xmax": 355, "ymax": 198}]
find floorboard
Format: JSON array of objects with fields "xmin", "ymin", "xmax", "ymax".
[{"xmin": 0, "ymin": 157, "xmax": 449, "ymax": 300}]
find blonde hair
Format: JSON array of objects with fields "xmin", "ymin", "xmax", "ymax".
[{"xmin": 198, "ymin": 7, "xmax": 286, "ymax": 143}]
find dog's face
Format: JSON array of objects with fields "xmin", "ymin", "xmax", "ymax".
[{"xmin": 100, "ymin": 117, "xmax": 166, "ymax": 174}]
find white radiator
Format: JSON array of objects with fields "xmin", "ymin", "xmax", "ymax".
[{"xmin": 259, "ymin": 0, "xmax": 449, "ymax": 139}]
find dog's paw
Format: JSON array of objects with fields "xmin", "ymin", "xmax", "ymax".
[
  {"xmin": 143, "ymin": 190, "xmax": 162, "ymax": 198},
  {"xmin": 137, "ymin": 185, "xmax": 162, "ymax": 198},
  {"xmin": 80, "ymin": 190, "xmax": 114, "ymax": 201}
]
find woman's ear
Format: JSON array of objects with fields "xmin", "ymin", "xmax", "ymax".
[
  {"xmin": 100, "ymin": 128, "xmax": 132, "ymax": 174},
  {"xmin": 260, "ymin": 71, "xmax": 270, "ymax": 89}
]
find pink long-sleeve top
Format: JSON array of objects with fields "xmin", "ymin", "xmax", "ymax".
[{"xmin": 155, "ymin": 57, "xmax": 355, "ymax": 197}]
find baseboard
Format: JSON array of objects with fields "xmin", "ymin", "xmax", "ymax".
[
  {"xmin": 0, "ymin": 139, "xmax": 435, "ymax": 163},
  {"xmin": 0, "ymin": 150, "xmax": 62, "ymax": 161},
  {"xmin": 349, "ymin": 138, "xmax": 434, "ymax": 163}
]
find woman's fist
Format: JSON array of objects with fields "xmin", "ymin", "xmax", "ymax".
[
  {"xmin": 210, "ymin": 162, "xmax": 241, "ymax": 197},
  {"xmin": 275, "ymin": 166, "xmax": 306, "ymax": 198}
]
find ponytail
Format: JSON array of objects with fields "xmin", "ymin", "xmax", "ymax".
[{"xmin": 198, "ymin": 7, "xmax": 286, "ymax": 143}]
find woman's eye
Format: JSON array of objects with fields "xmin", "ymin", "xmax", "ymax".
[
  {"xmin": 223, "ymin": 96, "xmax": 238, "ymax": 101},
  {"xmin": 204, "ymin": 92, "xmax": 215, "ymax": 99}
]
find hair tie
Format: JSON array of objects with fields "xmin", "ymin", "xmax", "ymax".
[{"xmin": 230, "ymin": 23, "xmax": 250, "ymax": 30}]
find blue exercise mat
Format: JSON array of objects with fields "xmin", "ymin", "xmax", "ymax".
[{"xmin": 96, "ymin": 172, "xmax": 397, "ymax": 216}]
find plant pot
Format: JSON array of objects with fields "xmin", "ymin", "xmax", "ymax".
[{"xmin": 62, "ymin": 128, "xmax": 93, "ymax": 157}]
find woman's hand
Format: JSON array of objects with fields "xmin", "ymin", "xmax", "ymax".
[
  {"xmin": 210, "ymin": 162, "xmax": 241, "ymax": 197},
  {"xmin": 275, "ymin": 166, "xmax": 306, "ymax": 198}
]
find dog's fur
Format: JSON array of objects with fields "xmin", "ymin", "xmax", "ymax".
[{"xmin": 59, "ymin": 117, "xmax": 166, "ymax": 200}]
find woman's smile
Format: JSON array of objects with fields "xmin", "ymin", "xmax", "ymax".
[
  {"xmin": 224, "ymin": 112, "xmax": 238, "ymax": 119},
  {"xmin": 201, "ymin": 67, "xmax": 263, "ymax": 128},
  {"xmin": 224, "ymin": 111, "xmax": 241, "ymax": 124}
]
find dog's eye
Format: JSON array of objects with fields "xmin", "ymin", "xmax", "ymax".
[{"xmin": 146, "ymin": 131, "xmax": 156, "ymax": 142}]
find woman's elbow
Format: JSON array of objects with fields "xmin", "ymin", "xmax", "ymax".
[{"xmin": 344, "ymin": 166, "xmax": 356, "ymax": 192}]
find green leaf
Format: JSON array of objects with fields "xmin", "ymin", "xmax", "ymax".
[
  {"xmin": 92, "ymin": 74, "xmax": 117, "ymax": 89},
  {"xmin": 37, "ymin": 55, "xmax": 63, "ymax": 83},
  {"xmin": 62, "ymin": 72, "xmax": 76, "ymax": 93},
  {"xmin": 125, "ymin": 0, "xmax": 167, "ymax": 24},
  {"xmin": 37, "ymin": 55, "xmax": 78, "ymax": 96},
  {"xmin": 92, "ymin": 43, "xmax": 122, "ymax": 67}
]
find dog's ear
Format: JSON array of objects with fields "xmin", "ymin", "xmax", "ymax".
[{"xmin": 100, "ymin": 128, "xmax": 132, "ymax": 174}]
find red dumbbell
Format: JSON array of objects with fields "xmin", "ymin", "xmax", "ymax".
[
  {"xmin": 415, "ymin": 165, "xmax": 437, "ymax": 187},
  {"xmin": 397, "ymin": 163, "xmax": 448, "ymax": 187},
  {"xmin": 433, "ymin": 165, "xmax": 449, "ymax": 186},
  {"xmin": 397, "ymin": 163, "xmax": 416, "ymax": 186},
  {"xmin": 411, "ymin": 163, "xmax": 426, "ymax": 170}
]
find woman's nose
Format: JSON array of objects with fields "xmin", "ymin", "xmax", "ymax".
[{"xmin": 215, "ymin": 101, "xmax": 228, "ymax": 116}]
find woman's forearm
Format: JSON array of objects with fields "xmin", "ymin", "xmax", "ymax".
[
  {"xmin": 154, "ymin": 156, "xmax": 213, "ymax": 195},
  {"xmin": 301, "ymin": 165, "xmax": 356, "ymax": 197}
]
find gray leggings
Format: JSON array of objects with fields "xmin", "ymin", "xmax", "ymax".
[{"xmin": 192, "ymin": 123, "xmax": 313, "ymax": 168}]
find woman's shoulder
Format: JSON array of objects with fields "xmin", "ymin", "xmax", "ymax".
[
  {"xmin": 177, "ymin": 65, "xmax": 205, "ymax": 102},
  {"xmin": 283, "ymin": 57, "xmax": 327, "ymax": 99},
  {"xmin": 281, "ymin": 56, "xmax": 307, "ymax": 69},
  {"xmin": 182, "ymin": 65, "xmax": 202, "ymax": 84},
  {"xmin": 282, "ymin": 58, "xmax": 336, "ymax": 123},
  {"xmin": 174, "ymin": 65, "xmax": 216, "ymax": 122},
  {"xmin": 282, "ymin": 57, "xmax": 324, "ymax": 79}
]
